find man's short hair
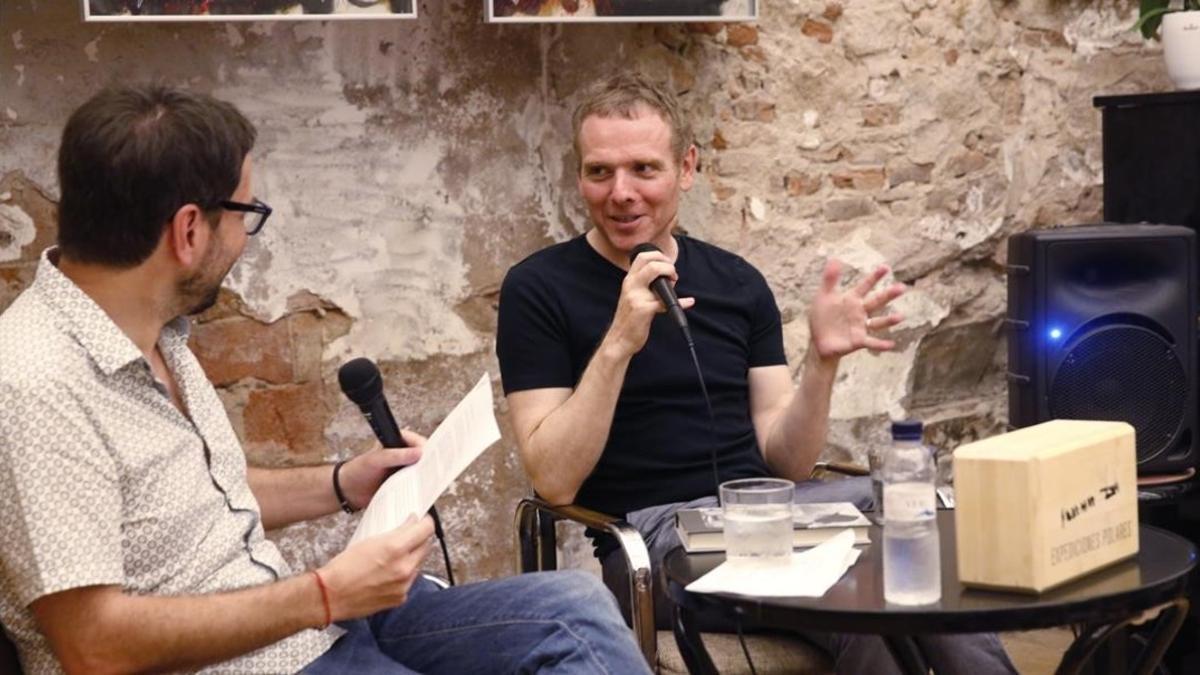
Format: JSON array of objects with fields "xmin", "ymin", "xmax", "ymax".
[
  {"xmin": 571, "ymin": 73, "xmax": 693, "ymax": 169},
  {"xmin": 57, "ymin": 83, "xmax": 257, "ymax": 267}
]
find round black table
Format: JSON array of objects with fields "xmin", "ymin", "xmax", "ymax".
[{"xmin": 663, "ymin": 511, "xmax": 1196, "ymax": 675}]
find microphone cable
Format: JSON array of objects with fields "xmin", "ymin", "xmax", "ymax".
[
  {"xmin": 684, "ymin": 337, "xmax": 722, "ymax": 499},
  {"xmin": 629, "ymin": 243, "xmax": 722, "ymax": 497},
  {"xmin": 429, "ymin": 507, "xmax": 456, "ymax": 587},
  {"xmin": 353, "ymin": 466, "xmax": 456, "ymax": 587},
  {"xmin": 681, "ymin": 311, "xmax": 763, "ymax": 675},
  {"xmin": 735, "ymin": 607, "xmax": 760, "ymax": 675},
  {"xmin": 630, "ymin": 243, "xmax": 757, "ymax": 674},
  {"xmin": 687, "ymin": 340, "xmax": 757, "ymax": 674},
  {"xmin": 370, "ymin": 461, "xmax": 456, "ymax": 587}
]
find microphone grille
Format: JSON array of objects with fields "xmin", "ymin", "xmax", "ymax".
[
  {"xmin": 628, "ymin": 242, "xmax": 661, "ymax": 265},
  {"xmin": 337, "ymin": 357, "xmax": 383, "ymax": 405}
]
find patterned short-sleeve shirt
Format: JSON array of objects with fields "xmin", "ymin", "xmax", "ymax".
[{"xmin": 0, "ymin": 250, "xmax": 338, "ymax": 674}]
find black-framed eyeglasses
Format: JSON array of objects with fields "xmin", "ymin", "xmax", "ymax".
[{"xmin": 220, "ymin": 198, "xmax": 272, "ymax": 235}]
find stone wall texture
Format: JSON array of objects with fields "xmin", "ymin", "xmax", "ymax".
[{"xmin": 0, "ymin": 0, "xmax": 1170, "ymax": 582}]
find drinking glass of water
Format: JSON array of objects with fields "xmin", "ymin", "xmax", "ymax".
[{"xmin": 719, "ymin": 478, "xmax": 795, "ymax": 566}]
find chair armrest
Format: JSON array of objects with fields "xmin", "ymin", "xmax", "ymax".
[
  {"xmin": 514, "ymin": 497, "xmax": 656, "ymax": 667},
  {"xmin": 810, "ymin": 460, "xmax": 869, "ymax": 479}
]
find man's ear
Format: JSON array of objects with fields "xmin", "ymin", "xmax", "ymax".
[
  {"xmin": 166, "ymin": 203, "xmax": 211, "ymax": 268},
  {"xmin": 679, "ymin": 144, "xmax": 698, "ymax": 191}
]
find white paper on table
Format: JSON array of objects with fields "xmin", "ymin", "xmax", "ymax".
[
  {"xmin": 348, "ymin": 372, "xmax": 501, "ymax": 546},
  {"xmin": 685, "ymin": 529, "xmax": 862, "ymax": 597}
]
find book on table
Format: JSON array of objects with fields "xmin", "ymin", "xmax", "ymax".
[{"xmin": 675, "ymin": 501, "xmax": 872, "ymax": 553}]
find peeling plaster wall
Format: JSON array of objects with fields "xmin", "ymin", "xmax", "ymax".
[{"xmin": 0, "ymin": 0, "xmax": 1170, "ymax": 582}]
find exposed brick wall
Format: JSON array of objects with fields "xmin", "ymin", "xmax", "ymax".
[{"xmin": 0, "ymin": 0, "xmax": 1167, "ymax": 582}]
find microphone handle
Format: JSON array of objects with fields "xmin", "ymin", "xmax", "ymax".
[
  {"xmin": 667, "ymin": 305, "xmax": 691, "ymax": 336},
  {"xmin": 650, "ymin": 276, "xmax": 694, "ymax": 347},
  {"xmin": 362, "ymin": 400, "xmax": 406, "ymax": 448},
  {"xmin": 649, "ymin": 277, "xmax": 680, "ymax": 309}
]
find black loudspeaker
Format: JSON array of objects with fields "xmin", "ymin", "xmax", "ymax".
[{"xmin": 1007, "ymin": 224, "xmax": 1197, "ymax": 475}]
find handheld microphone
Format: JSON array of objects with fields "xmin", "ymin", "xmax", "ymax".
[
  {"xmin": 337, "ymin": 357, "xmax": 405, "ymax": 449},
  {"xmin": 336, "ymin": 357, "xmax": 455, "ymax": 585},
  {"xmin": 628, "ymin": 242, "xmax": 693, "ymax": 346}
]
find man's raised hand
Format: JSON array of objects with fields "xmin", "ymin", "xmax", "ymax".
[{"xmin": 807, "ymin": 259, "xmax": 906, "ymax": 361}]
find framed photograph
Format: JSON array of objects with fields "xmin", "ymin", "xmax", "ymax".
[
  {"xmin": 487, "ymin": 0, "xmax": 756, "ymax": 23},
  {"xmin": 83, "ymin": 0, "xmax": 416, "ymax": 21}
]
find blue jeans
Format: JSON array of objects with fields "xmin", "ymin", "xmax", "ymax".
[
  {"xmin": 303, "ymin": 570, "xmax": 650, "ymax": 674},
  {"xmin": 601, "ymin": 477, "xmax": 1018, "ymax": 675}
]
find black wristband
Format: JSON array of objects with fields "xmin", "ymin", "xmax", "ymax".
[{"xmin": 332, "ymin": 459, "xmax": 356, "ymax": 514}]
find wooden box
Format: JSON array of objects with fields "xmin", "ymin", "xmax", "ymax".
[{"xmin": 953, "ymin": 419, "xmax": 1139, "ymax": 593}]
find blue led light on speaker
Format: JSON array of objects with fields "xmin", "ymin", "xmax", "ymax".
[{"xmin": 1048, "ymin": 327, "xmax": 1063, "ymax": 340}]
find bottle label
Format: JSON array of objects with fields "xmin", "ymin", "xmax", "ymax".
[{"xmin": 884, "ymin": 482, "xmax": 936, "ymax": 522}]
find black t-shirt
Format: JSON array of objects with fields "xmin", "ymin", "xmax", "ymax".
[{"xmin": 496, "ymin": 234, "xmax": 785, "ymax": 516}]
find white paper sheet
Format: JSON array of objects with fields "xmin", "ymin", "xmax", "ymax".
[
  {"xmin": 348, "ymin": 372, "xmax": 501, "ymax": 546},
  {"xmin": 685, "ymin": 529, "xmax": 862, "ymax": 597}
]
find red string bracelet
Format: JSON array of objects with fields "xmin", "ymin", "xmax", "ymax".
[{"xmin": 310, "ymin": 570, "xmax": 332, "ymax": 629}]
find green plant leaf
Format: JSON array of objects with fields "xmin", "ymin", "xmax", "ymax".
[
  {"xmin": 1141, "ymin": 0, "xmax": 1170, "ymax": 14},
  {"xmin": 1135, "ymin": 4, "xmax": 1174, "ymax": 40}
]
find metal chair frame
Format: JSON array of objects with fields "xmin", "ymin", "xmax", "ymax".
[
  {"xmin": 515, "ymin": 498, "xmax": 657, "ymax": 666},
  {"xmin": 513, "ymin": 461, "xmax": 869, "ymax": 670}
]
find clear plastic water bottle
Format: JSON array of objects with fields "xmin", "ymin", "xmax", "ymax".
[{"xmin": 882, "ymin": 419, "xmax": 942, "ymax": 605}]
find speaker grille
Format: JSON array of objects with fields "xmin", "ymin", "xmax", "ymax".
[{"xmin": 1049, "ymin": 325, "xmax": 1185, "ymax": 463}]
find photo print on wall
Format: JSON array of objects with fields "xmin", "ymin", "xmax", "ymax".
[
  {"xmin": 488, "ymin": 0, "xmax": 757, "ymax": 22},
  {"xmin": 83, "ymin": 0, "xmax": 416, "ymax": 21}
]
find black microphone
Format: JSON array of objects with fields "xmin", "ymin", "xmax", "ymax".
[
  {"xmin": 629, "ymin": 242, "xmax": 693, "ymax": 346},
  {"xmin": 337, "ymin": 357, "xmax": 405, "ymax": 449},
  {"xmin": 337, "ymin": 357, "xmax": 455, "ymax": 585}
]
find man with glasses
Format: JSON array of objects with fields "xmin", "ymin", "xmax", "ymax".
[{"xmin": 0, "ymin": 84, "xmax": 648, "ymax": 674}]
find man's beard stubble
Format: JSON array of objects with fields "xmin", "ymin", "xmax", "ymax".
[
  {"xmin": 177, "ymin": 246, "xmax": 234, "ymax": 317},
  {"xmin": 184, "ymin": 281, "xmax": 222, "ymax": 316}
]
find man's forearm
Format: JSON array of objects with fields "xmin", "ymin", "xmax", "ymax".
[
  {"xmin": 522, "ymin": 339, "xmax": 632, "ymax": 505},
  {"xmin": 35, "ymin": 574, "xmax": 324, "ymax": 674},
  {"xmin": 763, "ymin": 350, "xmax": 839, "ymax": 480},
  {"xmin": 248, "ymin": 464, "xmax": 339, "ymax": 530}
]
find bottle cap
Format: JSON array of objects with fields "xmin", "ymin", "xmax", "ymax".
[{"xmin": 891, "ymin": 419, "xmax": 923, "ymax": 440}]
